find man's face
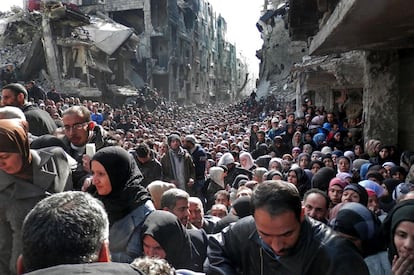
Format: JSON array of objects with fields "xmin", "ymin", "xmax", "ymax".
[
  {"xmin": 62, "ymin": 113, "xmax": 89, "ymax": 147},
  {"xmin": 254, "ymin": 208, "xmax": 301, "ymax": 257},
  {"xmin": 170, "ymin": 198, "xmax": 190, "ymax": 226},
  {"xmin": 215, "ymin": 194, "xmax": 230, "ymax": 207},
  {"xmin": 170, "ymin": 139, "xmax": 180, "ymax": 150},
  {"xmin": 1, "ymin": 89, "xmax": 20, "ymax": 107},
  {"xmin": 303, "ymin": 193, "xmax": 328, "ymax": 222},
  {"xmin": 189, "ymin": 201, "xmax": 203, "ymax": 228}
]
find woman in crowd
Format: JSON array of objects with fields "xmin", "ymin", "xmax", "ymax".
[
  {"xmin": 90, "ymin": 146, "xmax": 155, "ymax": 262},
  {"xmin": 381, "ymin": 199, "xmax": 414, "ymax": 275},
  {"xmin": 287, "ymin": 166, "xmax": 310, "ymax": 198},
  {"xmin": 337, "ymin": 156, "xmax": 353, "ymax": 173},
  {"xmin": 205, "ymin": 166, "xmax": 226, "ymax": 211},
  {"xmin": 330, "ymin": 202, "xmax": 388, "ymax": 275},
  {"xmin": 142, "ymin": 210, "xmax": 207, "ymax": 272},
  {"xmin": 341, "ymin": 183, "xmax": 368, "ymax": 206},
  {"xmin": 0, "ymin": 119, "xmax": 72, "ymax": 274},
  {"xmin": 238, "ymin": 151, "xmax": 255, "ymax": 171}
]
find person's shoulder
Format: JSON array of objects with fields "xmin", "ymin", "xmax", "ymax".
[{"xmin": 25, "ymin": 262, "xmax": 144, "ymax": 275}]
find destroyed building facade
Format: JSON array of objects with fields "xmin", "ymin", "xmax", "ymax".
[
  {"xmin": 3, "ymin": 0, "xmax": 249, "ymax": 105},
  {"xmin": 257, "ymin": 0, "xmax": 414, "ymax": 151}
]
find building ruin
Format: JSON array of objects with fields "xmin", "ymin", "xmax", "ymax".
[{"xmin": 1, "ymin": 0, "xmax": 250, "ymax": 105}]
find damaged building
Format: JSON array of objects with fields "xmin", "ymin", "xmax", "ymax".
[
  {"xmin": 257, "ymin": 0, "xmax": 414, "ymax": 151},
  {"xmin": 1, "ymin": 0, "xmax": 249, "ymax": 105}
]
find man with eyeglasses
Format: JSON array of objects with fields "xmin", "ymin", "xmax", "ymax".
[{"xmin": 61, "ymin": 105, "xmax": 108, "ymax": 190}]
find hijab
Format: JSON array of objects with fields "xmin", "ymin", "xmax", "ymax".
[
  {"xmin": 142, "ymin": 210, "xmax": 195, "ymax": 270},
  {"xmin": 91, "ymin": 146, "xmax": 151, "ymax": 224},
  {"xmin": 0, "ymin": 119, "xmax": 32, "ymax": 180}
]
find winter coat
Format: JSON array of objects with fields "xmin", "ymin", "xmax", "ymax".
[{"xmin": 205, "ymin": 216, "xmax": 369, "ymax": 275}]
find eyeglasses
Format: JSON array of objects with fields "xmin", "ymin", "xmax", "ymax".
[{"xmin": 63, "ymin": 122, "xmax": 87, "ymax": 132}]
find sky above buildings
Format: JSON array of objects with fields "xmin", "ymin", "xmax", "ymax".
[
  {"xmin": 0, "ymin": 0, "xmax": 263, "ymax": 79},
  {"xmin": 208, "ymin": 0, "xmax": 262, "ymax": 78}
]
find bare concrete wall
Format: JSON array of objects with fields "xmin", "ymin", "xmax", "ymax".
[
  {"xmin": 398, "ymin": 49, "xmax": 414, "ymax": 151},
  {"xmin": 362, "ymin": 51, "xmax": 399, "ymax": 147},
  {"xmin": 258, "ymin": 17, "xmax": 307, "ymax": 99}
]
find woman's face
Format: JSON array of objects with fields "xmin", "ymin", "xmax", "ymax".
[
  {"xmin": 0, "ymin": 152, "xmax": 23, "ymax": 175},
  {"xmin": 143, "ymin": 235, "xmax": 167, "ymax": 259},
  {"xmin": 342, "ymin": 190, "xmax": 360, "ymax": 203},
  {"xmin": 337, "ymin": 158, "xmax": 350, "ymax": 172},
  {"xmin": 323, "ymin": 158, "xmax": 334, "ymax": 168},
  {"xmin": 299, "ymin": 157, "xmax": 309, "ymax": 169},
  {"xmin": 91, "ymin": 160, "xmax": 112, "ymax": 195},
  {"xmin": 287, "ymin": 171, "xmax": 298, "ymax": 185},
  {"xmin": 394, "ymin": 221, "xmax": 414, "ymax": 258},
  {"xmin": 379, "ymin": 148, "xmax": 389, "ymax": 159},
  {"xmin": 328, "ymin": 185, "xmax": 343, "ymax": 205}
]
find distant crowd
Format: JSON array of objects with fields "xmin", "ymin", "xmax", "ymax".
[{"xmin": 0, "ymin": 80, "xmax": 414, "ymax": 275}]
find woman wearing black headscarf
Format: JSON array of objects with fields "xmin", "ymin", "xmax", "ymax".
[
  {"xmin": 90, "ymin": 146, "xmax": 154, "ymax": 262},
  {"xmin": 381, "ymin": 199, "xmax": 414, "ymax": 275},
  {"xmin": 142, "ymin": 210, "xmax": 206, "ymax": 272},
  {"xmin": 0, "ymin": 119, "xmax": 72, "ymax": 274}
]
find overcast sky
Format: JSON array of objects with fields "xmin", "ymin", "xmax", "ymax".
[{"xmin": 208, "ymin": 0, "xmax": 263, "ymax": 77}]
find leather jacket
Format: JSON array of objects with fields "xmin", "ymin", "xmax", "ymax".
[{"xmin": 206, "ymin": 216, "xmax": 369, "ymax": 275}]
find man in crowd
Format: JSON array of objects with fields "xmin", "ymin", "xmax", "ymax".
[
  {"xmin": 61, "ymin": 105, "xmax": 108, "ymax": 189},
  {"xmin": 206, "ymin": 180, "xmax": 369, "ymax": 274},
  {"xmin": 183, "ymin": 134, "xmax": 207, "ymax": 200},
  {"xmin": 302, "ymin": 188, "xmax": 330, "ymax": 224},
  {"xmin": 26, "ymin": 80, "xmax": 46, "ymax": 102},
  {"xmin": 161, "ymin": 134, "xmax": 195, "ymax": 194},
  {"xmin": 1, "ymin": 83, "xmax": 57, "ymax": 136},
  {"xmin": 133, "ymin": 143, "xmax": 163, "ymax": 188},
  {"xmin": 161, "ymin": 188, "xmax": 192, "ymax": 228},
  {"xmin": 17, "ymin": 191, "xmax": 143, "ymax": 274},
  {"xmin": 188, "ymin": 196, "xmax": 219, "ymax": 233}
]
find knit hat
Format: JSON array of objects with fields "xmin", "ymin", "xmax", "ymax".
[
  {"xmin": 359, "ymin": 180, "xmax": 385, "ymax": 197},
  {"xmin": 167, "ymin": 134, "xmax": 181, "ymax": 145},
  {"xmin": 330, "ymin": 202, "xmax": 379, "ymax": 242},
  {"xmin": 184, "ymin": 134, "xmax": 198, "ymax": 145},
  {"xmin": 344, "ymin": 184, "xmax": 369, "ymax": 206},
  {"xmin": 329, "ymin": 177, "xmax": 348, "ymax": 190},
  {"xmin": 382, "ymin": 199, "xmax": 414, "ymax": 263},
  {"xmin": 336, "ymin": 172, "xmax": 353, "ymax": 182}
]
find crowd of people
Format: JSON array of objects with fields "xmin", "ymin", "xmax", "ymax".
[{"xmin": 0, "ymin": 81, "xmax": 414, "ymax": 275}]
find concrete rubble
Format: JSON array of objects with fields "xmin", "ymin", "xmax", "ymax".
[{"xmin": 0, "ymin": 0, "xmax": 249, "ymax": 105}]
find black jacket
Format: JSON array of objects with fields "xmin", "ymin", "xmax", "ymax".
[
  {"xmin": 22, "ymin": 104, "xmax": 57, "ymax": 136},
  {"xmin": 206, "ymin": 216, "xmax": 369, "ymax": 275}
]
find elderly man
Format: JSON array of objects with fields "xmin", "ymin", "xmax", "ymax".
[
  {"xmin": 302, "ymin": 188, "xmax": 330, "ymax": 224},
  {"xmin": 206, "ymin": 180, "xmax": 369, "ymax": 274},
  {"xmin": 188, "ymin": 197, "xmax": 219, "ymax": 233},
  {"xmin": 17, "ymin": 191, "xmax": 143, "ymax": 274}
]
